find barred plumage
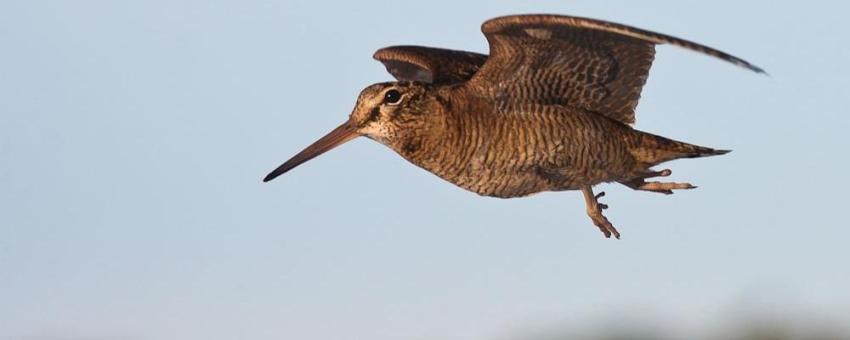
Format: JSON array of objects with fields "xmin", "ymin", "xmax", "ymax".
[{"xmin": 264, "ymin": 14, "xmax": 762, "ymax": 238}]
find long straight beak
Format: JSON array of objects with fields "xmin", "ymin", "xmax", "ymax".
[{"xmin": 263, "ymin": 122, "xmax": 359, "ymax": 182}]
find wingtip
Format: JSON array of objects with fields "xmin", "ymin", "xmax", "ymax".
[
  {"xmin": 262, "ymin": 172, "xmax": 278, "ymax": 183},
  {"xmin": 747, "ymin": 63, "xmax": 769, "ymax": 76}
]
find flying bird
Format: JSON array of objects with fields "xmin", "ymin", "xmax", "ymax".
[{"xmin": 264, "ymin": 14, "xmax": 764, "ymax": 238}]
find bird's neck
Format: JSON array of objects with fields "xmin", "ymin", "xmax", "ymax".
[{"xmin": 387, "ymin": 87, "xmax": 489, "ymax": 187}]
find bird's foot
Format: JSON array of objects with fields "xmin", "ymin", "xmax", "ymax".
[
  {"xmin": 634, "ymin": 181, "xmax": 696, "ymax": 195},
  {"xmin": 621, "ymin": 169, "xmax": 696, "ymax": 195},
  {"xmin": 581, "ymin": 188, "xmax": 620, "ymax": 239}
]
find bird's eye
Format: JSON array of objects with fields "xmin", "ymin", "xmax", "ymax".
[{"xmin": 384, "ymin": 89, "xmax": 402, "ymax": 105}]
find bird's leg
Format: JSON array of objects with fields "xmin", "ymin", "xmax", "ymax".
[
  {"xmin": 620, "ymin": 169, "xmax": 695, "ymax": 195},
  {"xmin": 581, "ymin": 186, "xmax": 620, "ymax": 239}
]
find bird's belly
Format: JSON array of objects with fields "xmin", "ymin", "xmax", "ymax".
[
  {"xmin": 444, "ymin": 162, "xmax": 610, "ymax": 198},
  {"xmin": 449, "ymin": 167, "xmax": 551, "ymax": 198},
  {"xmin": 398, "ymin": 108, "xmax": 636, "ymax": 198},
  {"xmin": 444, "ymin": 142, "xmax": 629, "ymax": 198},
  {"xmin": 406, "ymin": 143, "xmax": 628, "ymax": 198},
  {"xmin": 417, "ymin": 142, "xmax": 603, "ymax": 197}
]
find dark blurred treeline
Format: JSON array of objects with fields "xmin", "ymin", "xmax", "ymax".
[{"xmin": 514, "ymin": 315, "xmax": 849, "ymax": 340}]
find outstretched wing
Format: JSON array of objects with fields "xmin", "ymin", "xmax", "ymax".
[
  {"xmin": 467, "ymin": 14, "xmax": 765, "ymax": 125},
  {"xmin": 373, "ymin": 46, "xmax": 487, "ymax": 85}
]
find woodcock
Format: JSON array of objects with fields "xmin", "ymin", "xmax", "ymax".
[{"xmin": 264, "ymin": 14, "xmax": 764, "ymax": 239}]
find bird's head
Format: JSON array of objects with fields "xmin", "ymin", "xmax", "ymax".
[
  {"xmin": 263, "ymin": 81, "xmax": 441, "ymax": 182},
  {"xmin": 348, "ymin": 81, "xmax": 437, "ymax": 144}
]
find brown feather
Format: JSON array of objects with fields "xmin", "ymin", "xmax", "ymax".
[{"xmin": 373, "ymin": 46, "xmax": 486, "ymax": 84}]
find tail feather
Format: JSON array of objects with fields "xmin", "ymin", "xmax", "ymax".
[
  {"xmin": 629, "ymin": 132, "xmax": 730, "ymax": 166},
  {"xmin": 680, "ymin": 147, "xmax": 731, "ymax": 158}
]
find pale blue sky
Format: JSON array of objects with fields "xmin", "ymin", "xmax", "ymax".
[{"xmin": 1, "ymin": 1, "xmax": 849, "ymax": 339}]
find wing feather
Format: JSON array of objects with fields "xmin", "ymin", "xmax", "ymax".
[
  {"xmin": 468, "ymin": 14, "xmax": 764, "ymax": 124},
  {"xmin": 373, "ymin": 46, "xmax": 486, "ymax": 85}
]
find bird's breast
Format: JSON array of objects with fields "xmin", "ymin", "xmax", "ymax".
[{"xmin": 394, "ymin": 107, "xmax": 600, "ymax": 198}]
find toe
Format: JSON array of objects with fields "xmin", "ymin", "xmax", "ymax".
[
  {"xmin": 598, "ymin": 225, "xmax": 611, "ymax": 238},
  {"xmin": 611, "ymin": 228, "xmax": 621, "ymax": 239}
]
